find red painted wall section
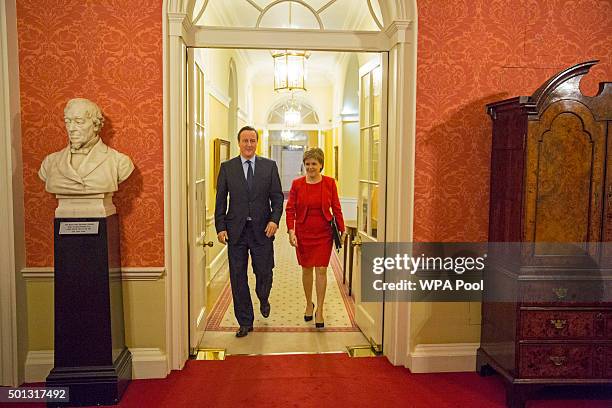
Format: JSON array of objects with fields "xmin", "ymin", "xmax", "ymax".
[
  {"xmin": 414, "ymin": 0, "xmax": 611, "ymax": 242},
  {"xmin": 17, "ymin": 1, "xmax": 164, "ymax": 267}
]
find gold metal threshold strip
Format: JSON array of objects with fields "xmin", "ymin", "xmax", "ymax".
[
  {"xmin": 193, "ymin": 348, "xmax": 226, "ymax": 360},
  {"xmin": 346, "ymin": 344, "xmax": 381, "ymax": 357},
  {"xmin": 225, "ymin": 350, "xmax": 346, "ymax": 357},
  {"xmin": 193, "ymin": 347, "xmax": 381, "ymax": 359}
]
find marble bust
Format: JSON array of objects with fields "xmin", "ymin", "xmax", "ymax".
[{"xmin": 38, "ymin": 98, "xmax": 134, "ymax": 195}]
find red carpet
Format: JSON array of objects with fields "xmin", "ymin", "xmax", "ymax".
[{"xmin": 7, "ymin": 354, "xmax": 611, "ymax": 407}]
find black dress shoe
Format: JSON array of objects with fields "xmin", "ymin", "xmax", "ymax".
[
  {"xmin": 235, "ymin": 326, "xmax": 253, "ymax": 337},
  {"xmin": 315, "ymin": 310, "xmax": 324, "ymax": 329},
  {"xmin": 260, "ymin": 302, "xmax": 270, "ymax": 318},
  {"xmin": 304, "ymin": 302, "xmax": 314, "ymax": 322}
]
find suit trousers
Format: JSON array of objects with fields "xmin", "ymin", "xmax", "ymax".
[{"xmin": 227, "ymin": 221, "xmax": 274, "ymax": 327}]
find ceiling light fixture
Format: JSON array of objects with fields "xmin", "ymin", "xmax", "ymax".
[
  {"xmin": 272, "ymin": 50, "xmax": 310, "ymax": 92},
  {"xmin": 283, "ymin": 93, "xmax": 301, "ymax": 126},
  {"xmin": 271, "ymin": 2, "xmax": 310, "ymax": 92}
]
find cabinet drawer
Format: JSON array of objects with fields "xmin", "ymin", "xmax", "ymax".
[
  {"xmin": 519, "ymin": 344, "xmax": 612, "ymax": 378},
  {"xmin": 519, "ymin": 280, "xmax": 610, "ymax": 304},
  {"xmin": 520, "ymin": 310, "xmax": 611, "ymax": 339}
]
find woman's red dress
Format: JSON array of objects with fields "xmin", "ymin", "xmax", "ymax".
[{"xmin": 295, "ymin": 181, "xmax": 332, "ymax": 267}]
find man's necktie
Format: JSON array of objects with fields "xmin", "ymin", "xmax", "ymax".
[{"xmin": 246, "ymin": 160, "xmax": 254, "ymax": 192}]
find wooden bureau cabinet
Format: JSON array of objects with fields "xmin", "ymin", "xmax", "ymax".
[{"xmin": 477, "ymin": 61, "xmax": 612, "ymax": 408}]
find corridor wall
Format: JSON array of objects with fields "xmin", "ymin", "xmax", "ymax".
[
  {"xmin": 411, "ymin": 0, "xmax": 611, "ymax": 351},
  {"xmin": 16, "ymin": 0, "xmax": 166, "ymax": 379}
]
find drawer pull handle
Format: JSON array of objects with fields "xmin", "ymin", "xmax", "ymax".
[
  {"xmin": 552, "ymin": 287, "xmax": 568, "ymax": 299},
  {"xmin": 549, "ymin": 356, "xmax": 566, "ymax": 366},
  {"xmin": 549, "ymin": 319, "xmax": 567, "ymax": 330}
]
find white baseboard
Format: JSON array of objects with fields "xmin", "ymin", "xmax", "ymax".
[
  {"xmin": 407, "ymin": 343, "xmax": 479, "ymax": 373},
  {"xmin": 25, "ymin": 350, "xmax": 53, "ymax": 383},
  {"xmin": 24, "ymin": 348, "xmax": 168, "ymax": 382},
  {"xmin": 130, "ymin": 348, "xmax": 168, "ymax": 379}
]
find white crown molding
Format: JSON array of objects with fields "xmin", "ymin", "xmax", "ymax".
[
  {"xmin": 330, "ymin": 118, "xmax": 342, "ymax": 129},
  {"xmin": 237, "ymin": 106, "xmax": 250, "ymax": 123},
  {"xmin": 261, "ymin": 124, "xmax": 323, "ymax": 131},
  {"xmin": 359, "ymin": 53, "xmax": 382, "ymax": 77},
  {"xmin": 235, "ymin": 48, "xmax": 252, "ymax": 68},
  {"xmin": 167, "ymin": 12, "xmax": 194, "ymax": 43},
  {"xmin": 234, "ymin": 49, "xmax": 254, "ymax": 104},
  {"xmin": 25, "ymin": 348, "xmax": 168, "ymax": 382},
  {"xmin": 407, "ymin": 343, "xmax": 480, "ymax": 373},
  {"xmin": 384, "ymin": 20, "xmax": 413, "ymax": 46},
  {"xmin": 336, "ymin": 52, "xmax": 350, "ymax": 70},
  {"xmin": 340, "ymin": 112, "xmax": 359, "ymax": 123},
  {"xmin": 192, "ymin": 26, "xmax": 388, "ymax": 52},
  {"xmin": 319, "ymin": 123, "xmax": 336, "ymax": 131},
  {"xmin": 205, "ymin": 79, "xmax": 231, "ymax": 108},
  {"xmin": 21, "ymin": 266, "xmax": 165, "ymax": 281}
]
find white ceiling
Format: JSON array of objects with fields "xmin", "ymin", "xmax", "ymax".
[
  {"xmin": 244, "ymin": 49, "xmax": 341, "ymax": 87},
  {"xmin": 195, "ymin": 0, "xmax": 384, "ymax": 87}
]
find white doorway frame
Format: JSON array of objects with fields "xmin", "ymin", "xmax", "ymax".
[
  {"xmin": 163, "ymin": 0, "xmax": 418, "ymax": 372},
  {"xmin": 0, "ymin": 0, "xmax": 25, "ymax": 387}
]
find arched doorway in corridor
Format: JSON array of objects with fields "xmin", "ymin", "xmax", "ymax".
[{"xmin": 164, "ymin": 0, "xmax": 418, "ymax": 371}]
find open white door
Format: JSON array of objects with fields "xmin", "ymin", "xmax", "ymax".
[
  {"xmin": 352, "ymin": 54, "xmax": 387, "ymax": 351},
  {"xmin": 187, "ymin": 49, "xmax": 210, "ymax": 354}
]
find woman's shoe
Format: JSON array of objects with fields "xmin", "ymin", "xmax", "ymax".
[
  {"xmin": 304, "ymin": 302, "xmax": 314, "ymax": 322},
  {"xmin": 314, "ymin": 310, "xmax": 324, "ymax": 329}
]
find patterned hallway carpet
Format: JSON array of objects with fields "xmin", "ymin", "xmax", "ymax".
[{"xmin": 205, "ymin": 228, "xmax": 359, "ymax": 333}]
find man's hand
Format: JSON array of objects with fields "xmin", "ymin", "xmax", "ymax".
[
  {"xmin": 265, "ymin": 222, "xmax": 278, "ymax": 238},
  {"xmin": 217, "ymin": 231, "xmax": 228, "ymax": 245}
]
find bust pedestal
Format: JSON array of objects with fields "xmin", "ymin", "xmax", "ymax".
[{"xmin": 46, "ymin": 194, "xmax": 131, "ymax": 407}]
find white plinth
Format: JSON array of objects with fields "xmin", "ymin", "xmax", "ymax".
[{"xmin": 55, "ymin": 193, "xmax": 117, "ymax": 218}]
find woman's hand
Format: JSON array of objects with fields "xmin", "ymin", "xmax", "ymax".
[{"xmin": 288, "ymin": 229, "xmax": 298, "ymax": 247}]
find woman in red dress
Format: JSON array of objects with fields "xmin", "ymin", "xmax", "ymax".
[{"xmin": 286, "ymin": 148, "xmax": 345, "ymax": 328}]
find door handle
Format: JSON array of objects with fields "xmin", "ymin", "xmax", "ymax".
[
  {"xmin": 199, "ymin": 240, "xmax": 213, "ymax": 247},
  {"xmin": 352, "ymin": 236, "xmax": 362, "ymax": 247}
]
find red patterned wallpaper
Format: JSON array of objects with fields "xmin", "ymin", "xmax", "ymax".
[
  {"xmin": 16, "ymin": 1, "xmax": 610, "ymax": 262},
  {"xmin": 414, "ymin": 0, "xmax": 611, "ymax": 242},
  {"xmin": 17, "ymin": 0, "xmax": 164, "ymax": 266}
]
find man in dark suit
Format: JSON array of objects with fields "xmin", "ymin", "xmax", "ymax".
[{"xmin": 215, "ymin": 126, "xmax": 284, "ymax": 337}]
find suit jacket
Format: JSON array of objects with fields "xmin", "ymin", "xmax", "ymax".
[
  {"xmin": 38, "ymin": 139, "xmax": 134, "ymax": 195},
  {"xmin": 285, "ymin": 175, "xmax": 345, "ymax": 232},
  {"xmin": 215, "ymin": 155, "xmax": 284, "ymax": 244}
]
